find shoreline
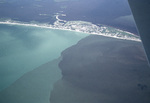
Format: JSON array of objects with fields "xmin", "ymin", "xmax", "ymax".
[{"xmin": 0, "ymin": 14, "xmax": 141, "ymax": 42}]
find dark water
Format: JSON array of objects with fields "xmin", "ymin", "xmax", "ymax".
[
  {"xmin": 0, "ymin": 24, "xmax": 149, "ymax": 103},
  {"xmin": 50, "ymin": 35, "xmax": 150, "ymax": 103}
]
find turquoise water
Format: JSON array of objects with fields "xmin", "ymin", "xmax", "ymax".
[{"xmin": 0, "ymin": 24, "xmax": 89, "ymax": 91}]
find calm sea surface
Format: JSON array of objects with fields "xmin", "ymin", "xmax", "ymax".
[{"xmin": 0, "ymin": 24, "xmax": 89, "ymax": 91}]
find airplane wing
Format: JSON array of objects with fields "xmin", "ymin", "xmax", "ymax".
[{"xmin": 128, "ymin": 0, "xmax": 150, "ymax": 65}]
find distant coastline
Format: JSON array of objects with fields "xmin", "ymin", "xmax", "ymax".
[{"xmin": 0, "ymin": 13, "xmax": 141, "ymax": 42}]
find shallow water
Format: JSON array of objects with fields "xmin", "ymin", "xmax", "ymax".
[{"xmin": 0, "ymin": 24, "xmax": 89, "ymax": 91}]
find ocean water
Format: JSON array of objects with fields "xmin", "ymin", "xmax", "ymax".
[
  {"xmin": 0, "ymin": 24, "xmax": 89, "ymax": 91},
  {"xmin": 0, "ymin": 21, "xmax": 149, "ymax": 103}
]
